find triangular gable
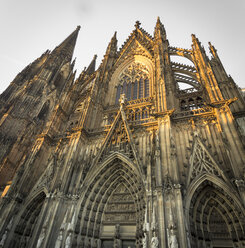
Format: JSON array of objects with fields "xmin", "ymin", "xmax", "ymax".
[
  {"xmin": 92, "ymin": 97, "xmax": 144, "ymax": 177},
  {"xmin": 116, "ymin": 36, "xmax": 153, "ymax": 66},
  {"xmin": 187, "ymin": 136, "xmax": 226, "ymax": 187}
]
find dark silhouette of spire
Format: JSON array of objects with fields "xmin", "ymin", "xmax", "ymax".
[
  {"xmin": 86, "ymin": 55, "xmax": 97, "ymax": 75},
  {"xmin": 105, "ymin": 31, "xmax": 117, "ymax": 56},
  {"xmin": 52, "ymin": 26, "xmax": 81, "ymax": 62}
]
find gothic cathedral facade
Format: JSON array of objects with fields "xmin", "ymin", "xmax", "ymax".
[{"xmin": 0, "ymin": 19, "xmax": 245, "ymax": 248}]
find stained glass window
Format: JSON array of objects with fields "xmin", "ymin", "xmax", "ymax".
[
  {"xmin": 115, "ymin": 63, "xmax": 150, "ymax": 103},
  {"xmin": 144, "ymin": 79, "xmax": 149, "ymax": 97},
  {"xmin": 133, "ymin": 82, "xmax": 138, "ymax": 100},
  {"xmin": 139, "ymin": 79, "xmax": 143, "ymax": 99}
]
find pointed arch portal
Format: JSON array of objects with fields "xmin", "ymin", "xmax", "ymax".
[
  {"xmin": 187, "ymin": 180, "xmax": 245, "ymax": 248},
  {"xmin": 75, "ymin": 156, "xmax": 145, "ymax": 248},
  {"xmin": 9, "ymin": 192, "xmax": 46, "ymax": 248}
]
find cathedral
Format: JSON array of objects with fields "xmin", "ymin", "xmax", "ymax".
[{"xmin": 0, "ymin": 18, "xmax": 245, "ymax": 248}]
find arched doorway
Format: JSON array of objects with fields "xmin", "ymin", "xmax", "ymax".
[
  {"xmin": 75, "ymin": 156, "xmax": 145, "ymax": 248},
  {"xmin": 9, "ymin": 191, "xmax": 46, "ymax": 248},
  {"xmin": 188, "ymin": 180, "xmax": 245, "ymax": 247}
]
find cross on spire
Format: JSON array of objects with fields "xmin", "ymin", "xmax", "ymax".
[{"xmin": 135, "ymin": 20, "xmax": 141, "ymax": 29}]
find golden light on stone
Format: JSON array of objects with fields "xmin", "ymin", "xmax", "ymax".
[{"xmin": 0, "ymin": 19, "xmax": 244, "ymax": 248}]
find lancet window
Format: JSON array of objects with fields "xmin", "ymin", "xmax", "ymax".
[{"xmin": 115, "ymin": 63, "xmax": 150, "ymax": 103}]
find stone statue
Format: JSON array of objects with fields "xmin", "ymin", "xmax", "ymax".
[
  {"xmin": 36, "ymin": 228, "xmax": 45, "ymax": 248},
  {"xmin": 65, "ymin": 233, "xmax": 72, "ymax": 248},
  {"xmin": 114, "ymin": 224, "xmax": 120, "ymax": 239},
  {"xmin": 168, "ymin": 228, "xmax": 178, "ymax": 248},
  {"xmin": 55, "ymin": 230, "xmax": 63, "ymax": 248},
  {"xmin": 151, "ymin": 233, "xmax": 159, "ymax": 248},
  {"xmin": 0, "ymin": 230, "xmax": 7, "ymax": 247},
  {"xmin": 119, "ymin": 94, "xmax": 126, "ymax": 105},
  {"xmin": 6, "ymin": 217, "xmax": 13, "ymax": 230},
  {"xmin": 96, "ymin": 239, "xmax": 101, "ymax": 248},
  {"xmin": 113, "ymin": 224, "xmax": 121, "ymax": 248},
  {"xmin": 91, "ymin": 238, "xmax": 98, "ymax": 248},
  {"xmin": 142, "ymin": 233, "xmax": 147, "ymax": 248},
  {"xmin": 114, "ymin": 239, "xmax": 119, "ymax": 248}
]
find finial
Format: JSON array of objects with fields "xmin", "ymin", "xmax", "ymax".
[
  {"xmin": 135, "ymin": 20, "xmax": 141, "ymax": 29},
  {"xmin": 113, "ymin": 31, "xmax": 117, "ymax": 39},
  {"xmin": 208, "ymin": 42, "xmax": 217, "ymax": 56},
  {"xmin": 208, "ymin": 41, "xmax": 216, "ymax": 50},
  {"xmin": 77, "ymin": 25, "xmax": 81, "ymax": 31},
  {"xmin": 93, "ymin": 54, "xmax": 97, "ymax": 60}
]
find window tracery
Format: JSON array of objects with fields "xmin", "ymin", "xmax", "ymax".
[
  {"xmin": 115, "ymin": 63, "xmax": 150, "ymax": 103},
  {"xmin": 180, "ymin": 96, "xmax": 204, "ymax": 111}
]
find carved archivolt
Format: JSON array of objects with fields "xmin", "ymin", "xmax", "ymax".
[{"xmin": 187, "ymin": 180, "xmax": 245, "ymax": 247}]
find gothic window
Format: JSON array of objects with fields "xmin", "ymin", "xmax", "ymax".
[
  {"xmin": 139, "ymin": 78, "xmax": 143, "ymax": 99},
  {"xmin": 133, "ymin": 82, "xmax": 138, "ymax": 100},
  {"xmin": 144, "ymin": 79, "xmax": 149, "ymax": 97},
  {"xmin": 180, "ymin": 97, "xmax": 204, "ymax": 111},
  {"xmin": 115, "ymin": 63, "xmax": 150, "ymax": 103},
  {"xmin": 126, "ymin": 83, "xmax": 132, "ymax": 100}
]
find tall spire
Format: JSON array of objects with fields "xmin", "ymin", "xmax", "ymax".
[
  {"xmin": 154, "ymin": 17, "xmax": 166, "ymax": 41},
  {"xmin": 86, "ymin": 55, "xmax": 97, "ymax": 75},
  {"xmin": 52, "ymin": 26, "xmax": 81, "ymax": 62},
  {"xmin": 105, "ymin": 31, "xmax": 117, "ymax": 56}
]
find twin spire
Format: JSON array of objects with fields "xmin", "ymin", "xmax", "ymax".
[{"xmin": 49, "ymin": 17, "xmax": 166, "ymax": 72}]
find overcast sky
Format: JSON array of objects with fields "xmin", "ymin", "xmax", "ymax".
[{"xmin": 0, "ymin": 0, "xmax": 244, "ymax": 94}]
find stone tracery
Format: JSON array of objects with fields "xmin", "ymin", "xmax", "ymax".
[{"xmin": 115, "ymin": 62, "xmax": 150, "ymax": 103}]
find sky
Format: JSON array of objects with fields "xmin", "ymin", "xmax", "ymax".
[{"xmin": 0, "ymin": 0, "xmax": 245, "ymax": 94}]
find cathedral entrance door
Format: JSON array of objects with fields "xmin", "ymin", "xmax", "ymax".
[
  {"xmin": 101, "ymin": 183, "xmax": 137, "ymax": 247},
  {"xmin": 122, "ymin": 239, "xmax": 136, "ymax": 248},
  {"xmin": 101, "ymin": 239, "xmax": 114, "ymax": 248}
]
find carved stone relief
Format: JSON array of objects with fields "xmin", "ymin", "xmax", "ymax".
[{"xmin": 103, "ymin": 183, "xmax": 136, "ymax": 224}]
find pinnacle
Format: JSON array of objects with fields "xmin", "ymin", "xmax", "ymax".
[
  {"xmin": 52, "ymin": 26, "xmax": 80, "ymax": 62},
  {"xmin": 191, "ymin": 34, "xmax": 197, "ymax": 42},
  {"xmin": 111, "ymin": 31, "xmax": 117, "ymax": 43},
  {"xmin": 208, "ymin": 42, "xmax": 217, "ymax": 56},
  {"xmin": 155, "ymin": 16, "xmax": 164, "ymax": 28},
  {"xmin": 154, "ymin": 16, "xmax": 166, "ymax": 40},
  {"xmin": 86, "ymin": 55, "xmax": 97, "ymax": 75},
  {"xmin": 105, "ymin": 32, "xmax": 118, "ymax": 56}
]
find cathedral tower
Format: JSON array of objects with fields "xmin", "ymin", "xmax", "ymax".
[{"xmin": 0, "ymin": 19, "xmax": 244, "ymax": 248}]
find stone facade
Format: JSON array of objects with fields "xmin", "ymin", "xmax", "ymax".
[{"xmin": 0, "ymin": 18, "xmax": 245, "ymax": 248}]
